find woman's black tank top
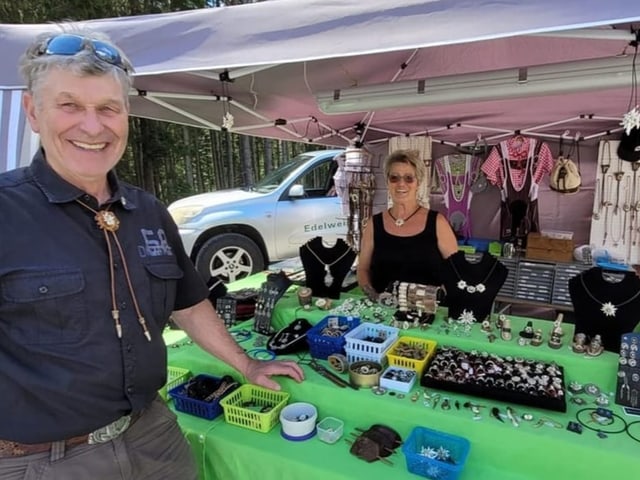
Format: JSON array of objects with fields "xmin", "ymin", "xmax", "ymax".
[{"xmin": 369, "ymin": 209, "xmax": 444, "ymax": 292}]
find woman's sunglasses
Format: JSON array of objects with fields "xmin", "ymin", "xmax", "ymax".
[
  {"xmin": 388, "ymin": 174, "xmax": 416, "ymax": 184},
  {"xmin": 38, "ymin": 34, "xmax": 128, "ymax": 73}
]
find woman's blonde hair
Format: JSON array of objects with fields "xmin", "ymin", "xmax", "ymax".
[
  {"xmin": 383, "ymin": 149, "xmax": 427, "ymax": 185},
  {"xmin": 383, "ymin": 149, "xmax": 430, "ymax": 207}
]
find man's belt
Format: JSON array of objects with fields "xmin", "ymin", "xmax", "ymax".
[{"xmin": 0, "ymin": 410, "xmax": 143, "ymax": 458}]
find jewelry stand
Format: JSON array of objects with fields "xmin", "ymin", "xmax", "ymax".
[
  {"xmin": 441, "ymin": 251, "xmax": 508, "ymax": 323},
  {"xmin": 568, "ymin": 266, "xmax": 640, "ymax": 352},
  {"xmin": 299, "ymin": 237, "xmax": 356, "ymax": 299},
  {"xmin": 253, "ymin": 271, "xmax": 293, "ymax": 335},
  {"xmin": 343, "ymin": 147, "xmax": 376, "ymax": 251},
  {"xmin": 616, "ymin": 333, "xmax": 640, "ymax": 408}
]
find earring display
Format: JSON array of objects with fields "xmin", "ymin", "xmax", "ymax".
[
  {"xmin": 216, "ymin": 296, "xmax": 237, "ymax": 328},
  {"xmin": 421, "ymin": 346, "xmax": 567, "ymax": 412},
  {"xmin": 616, "ymin": 333, "xmax": 640, "ymax": 408},
  {"xmin": 591, "ymin": 140, "xmax": 640, "ymax": 264},
  {"xmin": 340, "ymin": 147, "xmax": 376, "ymax": 251},
  {"xmin": 253, "ymin": 271, "xmax": 293, "ymax": 335}
]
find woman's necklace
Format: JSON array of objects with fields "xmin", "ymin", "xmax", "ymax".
[
  {"xmin": 305, "ymin": 243, "xmax": 353, "ymax": 287},
  {"xmin": 388, "ymin": 206, "xmax": 421, "ymax": 227},
  {"xmin": 579, "ymin": 273, "xmax": 640, "ymax": 317},
  {"xmin": 449, "ymin": 255, "xmax": 498, "ymax": 294}
]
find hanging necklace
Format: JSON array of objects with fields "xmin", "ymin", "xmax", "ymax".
[
  {"xmin": 579, "ymin": 273, "xmax": 640, "ymax": 317},
  {"xmin": 388, "ymin": 206, "xmax": 421, "ymax": 227},
  {"xmin": 76, "ymin": 199, "xmax": 152, "ymax": 341},
  {"xmin": 305, "ymin": 242, "xmax": 353, "ymax": 287},
  {"xmin": 448, "ymin": 255, "xmax": 498, "ymax": 294}
]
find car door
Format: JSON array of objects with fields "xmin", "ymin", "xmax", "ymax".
[{"xmin": 273, "ymin": 158, "xmax": 346, "ymax": 259}]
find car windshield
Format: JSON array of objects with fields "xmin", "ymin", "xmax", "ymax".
[{"xmin": 253, "ymin": 154, "xmax": 315, "ymax": 193}]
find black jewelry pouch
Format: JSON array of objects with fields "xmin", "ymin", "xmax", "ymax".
[{"xmin": 267, "ymin": 318, "xmax": 313, "ymax": 355}]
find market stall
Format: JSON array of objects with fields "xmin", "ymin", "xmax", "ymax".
[{"xmin": 164, "ymin": 274, "xmax": 639, "ymax": 480}]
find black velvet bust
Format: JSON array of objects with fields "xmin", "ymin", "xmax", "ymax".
[
  {"xmin": 299, "ymin": 237, "xmax": 356, "ymax": 299},
  {"xmin": 441, "ymin": 251, "xmax": 508, "ymax": 321},
  {"xmin": 568, "ymin": 267, "xmax": 640, "ymax": 352}
]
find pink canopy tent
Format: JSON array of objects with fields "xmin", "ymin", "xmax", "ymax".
[{"xmin": 1, "ymin": 0, "xmax": 640, "ymax": 172}]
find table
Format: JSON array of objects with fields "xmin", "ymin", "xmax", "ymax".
[{"xmin": 165, "ymin": 278, "xmax": 638, "ymax": 480}]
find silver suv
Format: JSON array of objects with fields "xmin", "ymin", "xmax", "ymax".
[{"xmin": 168, "ymin": 149, "xmax": 346, "ymax": 282}]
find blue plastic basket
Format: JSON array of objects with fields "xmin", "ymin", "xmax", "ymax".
[
  {"xmin": 402, "ymin": 426, "xmax": 471, "ymax": 480},
  {"xmin": 306, "ymin": 315, "xmax": 360, "ymax": 360},
  {"xmin": 169, "ymin": 374, "xmax": 232, "ymax": 420}
]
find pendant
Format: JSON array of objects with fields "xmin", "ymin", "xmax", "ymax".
[
  {"xmin": 600, "ymin": 301, "xmax": 617, "ymax": 317},
  {"xmin": 324, "ymin": 265, "xmax": 333, "ymax": 287},
  {"xmin": 395, "ymin": 218, "xmax": 405, "ymax": 227},
  {"xmin": 95, "ymin": 211, "xmax": 120, "ymax": 232}
]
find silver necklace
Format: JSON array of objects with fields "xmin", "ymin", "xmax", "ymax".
[
  {"xmin": 449, "ymin": 256, "xmax": 498, "ymax": 294},
  {"xmin": 579, "ymin": 274, "xmax": 640, "ymax": 317},
  {"xmin": 305, "ymin": 243, "xmax": 353, "ymax": 287},
  {"xmin": 388, "ymin": 206, "xmax": 421, "ymax": 227}
]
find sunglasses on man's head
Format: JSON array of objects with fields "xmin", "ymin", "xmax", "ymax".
[
  {"xmin": 38, "ymin": 34, "xmax": 128, "ymax": 73},
  {"xmin": 388, "ymin": 174, "xmax": 416, "ymax": 184}
]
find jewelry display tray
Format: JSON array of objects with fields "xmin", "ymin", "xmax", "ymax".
[{"xmin": 421, "ymin": 346, "xmax": 567, "ymax": 413}]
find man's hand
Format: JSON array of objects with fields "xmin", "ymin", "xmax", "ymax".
[{"xmin": 243, "ymin": 359, "xmax": 305, "ymax": 391}]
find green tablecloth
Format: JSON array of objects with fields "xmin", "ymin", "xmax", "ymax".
[{"xmin": 165, "ymin": 278, "xmax": 637, "ymax": 480}]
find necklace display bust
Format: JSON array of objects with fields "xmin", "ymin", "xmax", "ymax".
[
  {"xmin": 569, "ymin": 267, "xmax": 640, "ymax": 352},
  {"xmin": 299, "ymin": 237, "xmax": 356, "ymax": 299},
  {"xmin": 441, "ymin": 251, "xmax": 508, "ymax": 322}
]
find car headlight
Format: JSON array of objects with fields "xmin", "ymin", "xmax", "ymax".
[{"xmin": 169, "ymin": 205, "xmax": 204, "ymax": 225}]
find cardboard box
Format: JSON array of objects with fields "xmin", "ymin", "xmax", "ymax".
[{"xmin": 525, "ymin": 232, "xmax": 573, "ymax": 263}]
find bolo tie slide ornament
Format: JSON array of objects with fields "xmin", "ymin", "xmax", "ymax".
[
  {"xmin": 76, "ymin": 199, "xmax": 151, "ymax": 341},
  {"xmin": 95, "ymin": 210, "xmax": 120, "ymax": 232}
]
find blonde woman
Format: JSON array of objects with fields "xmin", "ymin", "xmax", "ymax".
[{"xmin": 357, "ymin": 150, "xmax": 458, "ymax": 298}]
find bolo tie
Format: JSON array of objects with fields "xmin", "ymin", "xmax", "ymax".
[{"xmin": 76, "ymin": 199, "xmax": 152, "ymax": 341}]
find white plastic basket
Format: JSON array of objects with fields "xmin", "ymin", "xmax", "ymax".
[{"xmin": 343, "ymin": 322, "xmax": 399, "ymax": 364}]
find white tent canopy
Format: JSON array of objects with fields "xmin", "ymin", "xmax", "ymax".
[{"xmin": 2, "ymin": 0, "xmax": 640, "ymax": 171}]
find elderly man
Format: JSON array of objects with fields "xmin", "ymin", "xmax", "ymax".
[{"xmin": 0, "ymin": 30, "xmax": 303, "ymax": 479}]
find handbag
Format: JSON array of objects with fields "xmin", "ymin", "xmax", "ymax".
[{"xmin": 549, "ymin": 138, "xmax": 581, "ymax": 194}]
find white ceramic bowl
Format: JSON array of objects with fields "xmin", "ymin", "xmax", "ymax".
[{"xmin": 279, "ymin": 402, "xmax": 318, "ymax": 440}]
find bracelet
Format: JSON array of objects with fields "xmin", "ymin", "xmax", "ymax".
[
  {"xmin": 246, "ymin": 348, "xmax": 276, "ymax": 361},
  {"xmin": 231, "ymin": 329, "xmax": 253, "ymax": 343},
  {"xmin": 575, "ymin": 408, "xmax": 627, "ymax": 435}
]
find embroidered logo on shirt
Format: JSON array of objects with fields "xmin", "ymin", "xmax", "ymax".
[{"xmin": 138, "ymin": 229, "xmax": 173, "ymax": 257}]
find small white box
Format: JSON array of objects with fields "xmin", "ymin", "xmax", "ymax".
[{"xmin": 316, "ymin": 417, "xmax": 344, "ymax": 444}]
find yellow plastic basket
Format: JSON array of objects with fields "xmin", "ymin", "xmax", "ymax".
[
  {"xmin": 159, "ymin": 366, "xmax": 192, "ymax": 402},
  {"xmin": 220, "ymin": 384, "xmax": 290, "ymax": 433},
  {"xmin": 386, "ymin": 336, "xmax": 437, "ymax": 377}
]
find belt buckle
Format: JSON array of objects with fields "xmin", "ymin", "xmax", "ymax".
[{"xmin": 87, "ymin": 415, "xmax": 131, "ymax": 445}]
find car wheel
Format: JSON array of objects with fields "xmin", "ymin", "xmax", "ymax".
[{"xmin": 195, "ymin": 233, "xmax": 265, "ymax": 283}]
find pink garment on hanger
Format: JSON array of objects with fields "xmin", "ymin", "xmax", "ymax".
[
  {"xmin": 434, "ymin": 154, "xmax": 480, "ymax": 238},
  {"xmin": 481, "ymin": 136, "xmax": 553, "ymax": 189}
]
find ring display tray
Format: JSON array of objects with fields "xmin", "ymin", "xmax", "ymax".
[{"xmin": 421, "ymin": 346, "xmax": 567, "ymax": 412}]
